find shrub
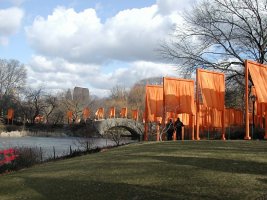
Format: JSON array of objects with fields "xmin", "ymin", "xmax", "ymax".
[{"xmin": 0, "ymin": 147, "xmax": 42, "ymax": 174}]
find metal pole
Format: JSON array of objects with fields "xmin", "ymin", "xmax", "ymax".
[
  {"xmin": 245, "ymin": 60, "xmax": 251, "ymax": 140},
  {"xmin": 196, "ymin": 69, "xmax": 200, "ymax": 140}
]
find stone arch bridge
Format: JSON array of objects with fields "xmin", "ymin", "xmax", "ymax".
[{"xmin": 93, "ymin": 118, "xmax": 144, "ymax": 139}]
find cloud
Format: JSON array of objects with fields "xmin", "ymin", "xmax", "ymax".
[
  {"xmin": 157, "ymin": 0, "xmax": 196, "ymax": 15},
  {"xmin": 114, "ymin": 61, "xmax": 177, "ymax": 87},
  {"xmin": 0, "ymin": 37, "xmax": 9, "ymax": 46},
  {"xmin": 25, "ymin": 3, "xmax": 183, "ymax": 64},
  {"xmin": 25, "ymin": 1, "xmax": 194, "ymax": 97},
  {"xmin": 27, "ymin": 55, "xmax": 177, "ymax": 96},
  {"xmin": 0, "ymin": 7, "xmax": 24, "ymax": 44}
]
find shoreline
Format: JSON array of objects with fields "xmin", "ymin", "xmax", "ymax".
[{"xmin": 0, "ymin": 130, "xmax": 67, "ymax": 138}]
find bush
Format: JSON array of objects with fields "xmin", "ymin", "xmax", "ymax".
[
  {"xmin": 12, "ymin": 147, "xmax": 42, "ymax": 169},
  {"xmin": 0, "ymin": 147, "xmax": 42, "ymax": 174}
]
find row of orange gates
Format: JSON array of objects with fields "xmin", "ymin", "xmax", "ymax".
[
  {"xmin": 144, "ymin": 60, "xmax": 267, "ymax": 141},
  {"xmin": 67, "ymin": 107, "xmax": 139, "ymax": 122}
]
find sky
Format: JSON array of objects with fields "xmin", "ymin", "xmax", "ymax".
[{"xmin": 0, "ymin": 0, "xmax": 196, "ymax": 97}]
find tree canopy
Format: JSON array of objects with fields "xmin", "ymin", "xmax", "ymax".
[
  {"xmin": 0, "ymin": 59, "xmax": 26, "ymax": 97},
  {"xmin": 161, "ymin": 0, "xmax": 267, "ymax": 86}
]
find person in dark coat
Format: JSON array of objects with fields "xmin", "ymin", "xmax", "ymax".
[
  {"xmin": 175, "ymin": 118, "xmax": 184, "ymax": 140},
  {"xmin": 166, "ymin": 119, "xmax": 174, "ymax": 140}
]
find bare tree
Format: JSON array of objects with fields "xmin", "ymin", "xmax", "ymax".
[
  {"xmin": 161, "ymin": 0, "xmax": 267, "ymax": 86},
  {"xmin": 43, "ymin": 94, "xmax": 58, "ymax": 124},
  {"xmin": 0, "ymin": 59, "xmax": 26, "ymax": 97},
  {"xmin": 104, "ymin": 127, "xmax": 125, "ymax": 146},
  {"xmin": 0, "ymin": 59, "xmax": 26, "ymax": 119},
  {"xmin": 128, "ymin": 84, "xmax": 145, "ymax": 120},
  {"xmin": 23, "ymin": 87, "xmax": 46, "ymax": 124},
  {"xmin": 110, "ymin": 85, "xmax": 127, "ymax": 101},
  {"xmin": 60, "ymin": 88, "xmax": 97, "ymax": 122},
  {"xmin": 103, "ymin": 85, "xmax": 128, "ymax": 118}
]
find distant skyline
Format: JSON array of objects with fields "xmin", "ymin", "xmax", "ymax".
[{"xmin": 0, "ymin": 0, "xmax": 196, "ymax": 97}]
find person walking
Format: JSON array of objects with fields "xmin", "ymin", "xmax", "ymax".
[
  {"xmin": 175, "ymin": 118, "xmax": 184, "ymax": 140},
  {"xmin": 166, "ymin": 119, "xmax": 174, "ymax": 140}
]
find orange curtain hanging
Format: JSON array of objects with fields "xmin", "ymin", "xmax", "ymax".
[
  {"xmin": 145, "ymin": 85, "xmax": 163, "ymax": 122},
  {"xmin": 248, "ymin": 61, "xmax": 267, "ymax": 103},
  {"xmin": 197, "ymin": 69, "xmax": 225, "ymax": 110},
  {"xmin": 67, "ymin": 111, "xmax": 73, "ymax": 123},
  {"xmin": 177, "ymin": 113, "xmax": 190, "ymax": 126},
  {"xmin": 120, "ymin": 107, "xmax": 127, "ymax": 118},
  {"xmin": 109, "ymin": 107, "xmax": 116, "ymax": 118},
  {"xmin": 163, "ymin": 77, "xmax": 195, "ymax": 140},
  {"xmin": 145, "ymin": 85, "xmax": 163, "ymax": 141},
  {"xmin": 197, "ymin": 69, "xmax": 225, "ymax": 140},
  {"xmin": 245, "ymin": 60, "xmax": 267, "ymax": 139},
  {"xmin": 83, "ymin": 107, "xmax": 90, "ymax": 120},
  {"xmin": 95, "ymin": 107, "xmax": 104, "ymax": 119},
  {"xmin": 7, "ymin": 108, "xmax": 14, "ymax": 120},
  {"xmin": 131, "ymin": 110, "xmax": 138, "ymax": 121},
  {"xmin": 163, "ymin": 77, "xmax": 195, "ymax": 116}
]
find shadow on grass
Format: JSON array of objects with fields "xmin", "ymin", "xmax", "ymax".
[
  {"xmin": 9, "ymin": 177, "xmax": 214, "ymax": 200},
  {"xmin": 257, "ymin": 178, "xmax": 267, "ymax": 184},
  {"xmin": 145, "ymin": 155, "xmax": 267, "ymax": 176},
  {"xmin": 134, "ymin": 141, "xmax": 267, "ymax": 155}
]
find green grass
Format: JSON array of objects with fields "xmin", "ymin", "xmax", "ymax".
[{"xmin": 0, "ymin": 140, "xmax": 266, "ymax": 200}]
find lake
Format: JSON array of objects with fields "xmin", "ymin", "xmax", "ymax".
[{"xmin": 0, "ymin": 136, "xmax": 135, "ymax": 159}]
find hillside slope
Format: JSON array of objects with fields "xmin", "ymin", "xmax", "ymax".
[{"xmin": 0, "ymin": 141, "xmax": 266, "ymax": 200}]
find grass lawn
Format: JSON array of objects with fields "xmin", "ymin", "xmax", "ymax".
[{"xmin": 0, "ymin": 140, "xmax": 266, "ymax": 200}]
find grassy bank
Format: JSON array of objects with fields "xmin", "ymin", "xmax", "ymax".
[{"xmin": 0, "ymin": 140, "xmax": 266, "ymax": 200}]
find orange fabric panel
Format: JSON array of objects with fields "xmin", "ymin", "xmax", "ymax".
[
  {"xmin": 256, "ymin": 102, "xmax": 267, "ymax": 116},
  {"xmin": 198, "ymin": 104, "xmax": 207, "ymax": 127},
  {"xmin": 229, "ymin": 109, "xmax": 235, "ymax": 125},
  {"xmin": 131, "ymin": 110, "xmax": 138, "ymax": 121},
  {"xmin": 225, "ymin": 108, "xmax": 237, "ymax": 126},
  {"xmin": 247, "ymin": 60, "xmax": 267, "ymax": 103},
  {"xmin": 67, "ymin": 111, "xmax": 72, "ymax": 120},
  {"xmin": 211, "ymin": 108, "xmax": 222, "ymax": 127},
  {"xmin": 262, "ymin": 103, "xmax": 266, "ymax": 115},
  {"xmin": 109, "ymin": 107, "xmax": 116, "ymax": 118},
  {"xmin": 95, "ymin": 107, "xmax": 104, "ymax": 119},
  {"xmin": 145, "ymin": 85, "xmax": 163, "ymax": 122},
  {"xmin": 163, "ymin": 77, "xmax": 195, "ymax": 115},
  {"xmin": 198, "ymin": 104, "xmax": 213, "ymax": 127},
  {"xmin": 165, "ymin": 112, "xmax": 190, "ymax": 126},
  {"xmin": 83, "ymin": 107, "xmax": 90, "ymax": 119},
  {"xmin": 197, "ymin": 69, "xmax": 225, "ymax": 110},
  {"xmin": 225, "ymin": 109, "xmax": 230, "ymax": 127},
  {"xmin": 35, "ymin": 115, "xmax": 44, "ymax": 123},
  {"xmin": 156, "ymin": 117, "xmax": 162, "ymax": 124},
  {"xmin": 7, "ymin": 109, "xmax": 14, "ymax": 119},
  {"xmin": 234, "ymin": 109, "xmax": 243, "ymax": 125},
  {"xmin": 120, "ymin": 107, "xmax": 127, "ymax": 118},
  {"xmin": 205, "ymin": 107, "xmax": 212, "ymax": 127},
  {"xmin": 256, "ymin": 102, "xmax": 262, "ymax": 116},
  {"xmin": 165, "ymin": 112, "xmax": 176, "ymax": 122},
  {"xmin": 177, "ymin": 113, "xmax": 190, "ymax": 126}
]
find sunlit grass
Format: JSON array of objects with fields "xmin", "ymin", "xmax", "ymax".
[{"xmin": 0, "ymin": 140, "xmax": 266, "ymax": 200}]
